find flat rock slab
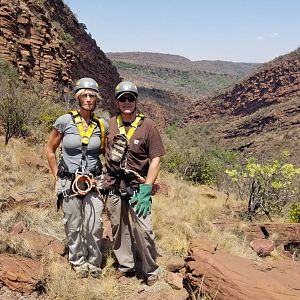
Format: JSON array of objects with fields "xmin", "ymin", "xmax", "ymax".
[
  {"xmin": 0, "ymin": 254, "xmax": 43, "ymax": 293},
  {"xmin": 10, "ymin": 230, "xmax": 65, "ymax": 259},
  {"xmin": 185, "ymin": 239, "xmax": 300, "ymax": 300}
]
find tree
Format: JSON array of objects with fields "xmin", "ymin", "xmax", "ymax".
[{"xmin": 0, "ymin": 75, "xmax": 42, "ymax": 145}]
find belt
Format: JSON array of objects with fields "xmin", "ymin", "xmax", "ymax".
[{"xmin": 58, "ymin": 170, "xmax": 102, "ymax": 179}]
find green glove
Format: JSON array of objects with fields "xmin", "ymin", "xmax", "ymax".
[{"xmin": 129, "ymin": 184, "xmax": 153, "ymax": 217}]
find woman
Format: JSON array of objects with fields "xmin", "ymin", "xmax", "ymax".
[{"xmin": 46, "ymin": 77, "xmax": 108, "ymax": 278}]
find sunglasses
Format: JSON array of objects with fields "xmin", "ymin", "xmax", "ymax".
[{"xmin": 118, "ymin": 95, "xmax": 136, "ymax": 102}]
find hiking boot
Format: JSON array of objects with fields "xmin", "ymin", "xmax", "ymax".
[
  {"xmin": 146, "ymin": 277, "xmax": 159, "ymax": 286},
  {"xmin": 88, "ymin": 264, "xmax": 102, "ymax": 279},
  {"xmin": 72, "ymin": 262, "xmax": 89, "ymax": 278}
]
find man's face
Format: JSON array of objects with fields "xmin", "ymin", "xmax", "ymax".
[{"xmin": 117, "ymin": 93, "xmax": 137, "ymax": 114}]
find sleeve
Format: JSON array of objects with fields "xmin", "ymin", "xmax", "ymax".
[
  {"xmin": 53, "ymin": 114, "xmax": 69, "ymax": 134},
  {"xmin": 148, "ymin": 124, "xmax": 166, "ymax": 159}
]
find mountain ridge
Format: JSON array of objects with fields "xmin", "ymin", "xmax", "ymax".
[{"xmin": 107, "ymin": 51, "xmax": 261, "ymax": 76}]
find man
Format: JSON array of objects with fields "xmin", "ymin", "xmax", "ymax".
[{"xmin": 104, "ymin": 81, "xmax": 165, "ymax": 285}]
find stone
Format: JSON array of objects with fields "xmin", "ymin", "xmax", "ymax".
[
  {"xmin": 185, "ymin": 238, "xmax": 300, "ymax": 300},
  {"xmin": 250, "ymin": 239, "xmax": 275, "ymax": 257},
  {"xmin": 0, "ymin": 254, "xmax": 43, "ymax": 293}
]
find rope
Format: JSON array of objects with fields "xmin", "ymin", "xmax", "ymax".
[
  {"xmin": 71, "ymin": 170, "xmax": 98, "ymax": 196},
  {"xmin": 120, "ymin": 166, "xmax": 145, "ymax": 183}
]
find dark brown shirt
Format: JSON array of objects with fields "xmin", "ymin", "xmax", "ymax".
[{"xmin": 104, "ymin": 115, "xmax": 165, "ymax": 189}]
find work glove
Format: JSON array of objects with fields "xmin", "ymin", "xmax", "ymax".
[{"xmin": 129, "ymin": 184, "xmax": 153, "ymax": 217}]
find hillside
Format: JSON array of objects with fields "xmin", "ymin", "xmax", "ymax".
[
  {"xmin": 107, "ymin": 52, "xmax": 260, "ymax": 98},
  {"xmin": 107, "ymin": 52, "xmax": 260, "ymax": 76},
  {"xmin": 0, "ymin": 0, "xmax": 120, "ymax": 110},
  {"xmin": 107, "ymin": 52, "xmax": 260, "ymax": 127},
  {"xmin": 186, "ymin": 48, "xmax": 300, "ymax": 160}
]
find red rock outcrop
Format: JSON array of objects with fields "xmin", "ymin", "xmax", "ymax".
[
  {"xmin": 0, "ymin": 254, "xmax": 43, "ymax": 293},
  {"xmin": 185, "ymin": 239, "xmax": 300, "ymax": 300},
  {"xmin": 185, "ymin": 49, "xmax": 300, "ymax": 155},
  {"xmin": 0, "ymin": 0, "xmax": 120, "ymax": 110},
  {"xmin": 187, "ymin": 49, "xmax": 300, "ymax": 120}
]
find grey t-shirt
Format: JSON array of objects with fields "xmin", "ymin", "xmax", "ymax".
[{"xmin": 54, "ymin": 113, "xmax": 108, "ymax": 173}]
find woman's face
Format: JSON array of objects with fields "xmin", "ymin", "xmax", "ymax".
[{"xmin": 79, "ymin": 89, "xmax": 97, "ymax": 111}]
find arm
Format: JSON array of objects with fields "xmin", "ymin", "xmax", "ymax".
[
  {"xmin": 145, "ymin": 156, "xmax": 160, "ymax": 184},
  {"xmin": 46, "ymin": 128, "xmax": 63, "ymax": 182}
]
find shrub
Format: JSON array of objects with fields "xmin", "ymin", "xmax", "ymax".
[
  {"xmin": 0, "ymin": 63, "xmax": 43, "ymax": 145},
  {"xmin": 288, "ymin": 203, "xmax": 300, "ymax": 223},
  {"xmin": 226, "ymin": 151, "xmax": 300, "ymax": 221},
  {"xmin": 162, "ymin": 124, "xmax": 236, "ymax": 185}
]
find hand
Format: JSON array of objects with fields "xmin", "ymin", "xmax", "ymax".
[{"xmin": 129, "ymin": 184, "xmax": 153, "ymax": 217}]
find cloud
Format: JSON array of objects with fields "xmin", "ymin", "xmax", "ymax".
[
  {"xmin": 255, "ymin": 36, "xmax": 265, "ymax": 41},
  {"xmin": 271, "ymin": 32, "xmax": 279, "ymax": 38}
]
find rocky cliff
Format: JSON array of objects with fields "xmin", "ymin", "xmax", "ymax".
[
  {"xmin": 186, "ymin": 48, "xmax": 300, "ymax": 157},
  {"xmin": 0, "ymin": 0, "xmax": 120, "ymax": 109}
]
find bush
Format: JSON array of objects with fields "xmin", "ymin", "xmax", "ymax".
[
  {"xmin": 162, "ymin": 124, "xmax": 236, "ymax": 184},
  {"xmin": 0, "ymin": 62, "xmax": 40, "ymax": 144},
  {"xmin": 288, "ymin": 203, "xmax": 300, "ymax": 223},
  {"xmin": 226, "ymin": 150, "xmax": 300, "ymax": 221}
]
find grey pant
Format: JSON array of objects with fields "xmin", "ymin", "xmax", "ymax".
[
  {"xmin": 107, "ymin": 193, "xmax": 159, "ymax": 280},
  {"xmin": 57, "ymin": 178, "xmax": 104, "ymax": 268}
]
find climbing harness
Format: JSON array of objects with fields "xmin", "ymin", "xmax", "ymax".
[
  {"xmin": 116, "ymin": 113, "xmax": 145, "ymax": 180},
  {"xmin": 57, "ymin": 111, "xmax": 106, "ymax": 206},
  {"xmin": 69, "ymin": 110, "xmax": 105, "ymax": 151},
  {"xmin": 116, "ymin": 113, "xmax": 144, "ymax": 140},
  {"xmin": 68, "ymin": 110, "xmax": 105, "ymax": 196}
]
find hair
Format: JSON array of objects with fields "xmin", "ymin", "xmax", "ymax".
[{"xmin": 75, "ymin": 89, "xmax": 101, "ymax": 101}]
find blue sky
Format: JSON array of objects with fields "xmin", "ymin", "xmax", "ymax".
[{"xmin": 65, "ymin": 0, "xmax": 300, "ymax": 63}]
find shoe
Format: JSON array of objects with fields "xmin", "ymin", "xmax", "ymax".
[
  {"xmin": 147, "ymin": 276, "xmax": 159, "ymax": 286},
  {"xmin": 114, "ymin": 269, "xmax": 135, "ymax": 279},
  {"xmin": 72, "ymin": 262, "xmax": 89, "ymax": 278},
  {"xmin": 88, "ymin": 264, "xmax": 102, "ymax": 279}
]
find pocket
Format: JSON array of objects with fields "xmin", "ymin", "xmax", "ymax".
[{"xmin": 130, "ymin": 137, "xmax": 146, "ymax": 154}]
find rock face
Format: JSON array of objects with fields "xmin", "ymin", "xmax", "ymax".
[
  {"xmin": 0, "ymin": 0, "xmax": 120, "ymax": 110},
  {"xmin": 185, "ymin": 239, "xmax": 300, "ymax": 300},
  {"xmin": 188, "ymin": 49, "xmax": 300, "ymax": 120},
  {"xmin": 185, "ymin": 49, "xmax": 300, "ymax": 157}
]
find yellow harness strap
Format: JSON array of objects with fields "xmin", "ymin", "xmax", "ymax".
[
  {"xmin": 98, "ymin": 118, "xmax": 105, "ymax": 150},
  {"xmin": 116, "ymin": 113, "xmax": 144, "ymax": 141},
  {"xmin": 69, "ymin": 111, "xmax": 105, "ymax": 148}
]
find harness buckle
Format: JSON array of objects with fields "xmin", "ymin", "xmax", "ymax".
[{"xmin": 62, "ymin": 190, "xmax": 69, "ymax": 198}]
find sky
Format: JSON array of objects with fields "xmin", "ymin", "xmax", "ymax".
[{"xmin": 65, "ymin": 0, "xmax": 300, "ymax": 63}]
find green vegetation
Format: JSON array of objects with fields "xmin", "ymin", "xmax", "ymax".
[
  {"xmin": 53, "ymin": 21, "xmax": 74, "ymax": 45},
  {"xmin": 162, "ymin": 124, "xmax": 236, "ymax": 184},
  {"xmin": 226, "ymin": 150, "xmax": 300, "ymax": 221},
  {"xmin": 288, "ymin": 203, "xmax": 300, "ymax": 223},
  {"xmin": 0, "ymin": 59, "xmax": 66, "ymax": 145},
  {"xmin": 112, "ymin": 61, "xmax": 239, "ymax": 96}
]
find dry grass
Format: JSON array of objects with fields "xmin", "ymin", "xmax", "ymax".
[
  {"xmin": 0, "ymin": 137, "xmax": 258, "ymax": 299},
  {"xmin": 0, "ymin": 138, "xmax": 54, "ymax": 205},
  {"xmin": 153, "ymin": 173, "xmax": 232, "ymax": 256},
  {"xmin": 0, "ymin": 205, "xmax": 64, "ymax": 240},
  {"xmin": 43, "ymin": 251, "xmax": 143, "ymax": 300}
]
